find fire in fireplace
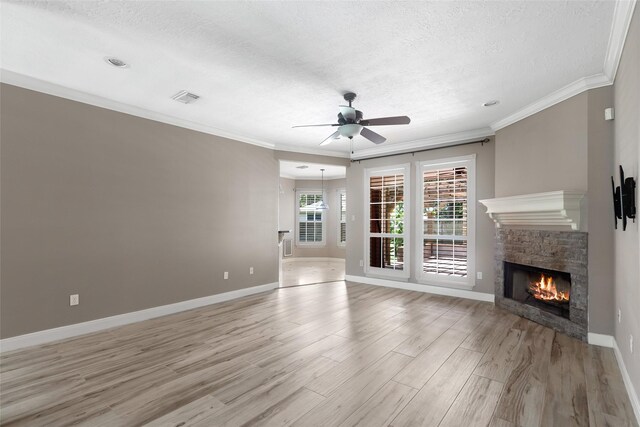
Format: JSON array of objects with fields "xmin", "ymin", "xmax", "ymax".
[
  {"xmin": 529, "ymin": 274, "xmax": 570, "ymax": 303},
  {"xmin": 504, "ymin": 261, "xmax": 571, "ymax": 319}
]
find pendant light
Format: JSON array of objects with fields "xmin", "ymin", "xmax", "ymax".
[{"xmin": 317, "ymin": 168, "xmax": 329, "ymax": 210}]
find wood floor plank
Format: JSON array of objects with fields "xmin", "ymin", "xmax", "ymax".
[
  {"xmin": 197, "ymin": 356, "xmax": 336, "ymax": 427},
  {"xmin": 393, "ymin": 311, "xmax": 459, "ymax": 357},
  {"xmin": 393, "ymin": 327, "xmax": 468, "ymax": 389},
  {"xmin": 237, "ymin": 387, "xmax": 325, "ymax": 427},
  {"xmin": 293, "ymin": 351, "xmax": 413, "ymax": 427},
  {"xmin": 306, "ymin": 328, "xmax": 409, "ymax": 396},
  {"xmin": 390, "ymin": 347, "xmax": 484, "ymax": 427},
  {"xmin": 583, "ymin": 344, "xmax": 638, "ymax": 426},
  {"xmin": 337, "ymin": 380, "xmax": 417, "ymax": 427},
  {"xmin": 488, "ymin": 417, "xmax": 516, "ymax": 427},
  {"xmin": 493, "ymin": 322, "xmax": 555, "ymax": 427},
  {"xmin": 541, "ymin": 333, "xmax": 589, "ymax": 426},
  {"xmin": 473, "ymin": 318, "xmax": 528, "ymax": 383},
  {"xmin": 142, "ymin": 394, "xmax": 226, "ymax": 427},
  {"xmin": 439, "ymin": 374, "xmax": 504, "ymax": 427}
]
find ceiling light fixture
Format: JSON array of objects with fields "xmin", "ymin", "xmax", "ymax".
[
  {"xmin": 317, "ymin": 169, "xmax": 329, "ymax": 210},
  {"xmin": 483, "ymin": 100, "xmax": 499, "ymax": 107},
  {"xmin": 104, "ymin": 57, "xmax": 128, "ymax": 68}
]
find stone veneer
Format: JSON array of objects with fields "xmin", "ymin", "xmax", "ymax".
[{"xmin": 495, "ymin": 228, "xmax": 588, "ymax": 340}]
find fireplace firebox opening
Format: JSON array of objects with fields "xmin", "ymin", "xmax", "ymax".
[{"xmin": 503, "ymin": 261, "xmax": 571, "ymax": 319}]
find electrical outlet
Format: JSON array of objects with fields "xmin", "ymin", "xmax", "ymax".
[
  {"xmin": 630, "ymin": 335, "xmax": 634, "ymax": 353},
  {"xmin": 618, "ymin": 308, "xmax": 622, "ymax": 323},
  {"xmin": 249, "ymin": 267, "xmax": 254, "ymax": 275},
  {"xmin": 359, "ymin": 260, "xmax": 364, "ymax": 267},
  {"xmin": 70, "ymin": 294, "xmax": 79, "ymax": 306},
  {"xmin": 476, "ymin": 272, "xmax": 483, "ymax": 280},
  {"xmin": 224, "ymin": 272, "xmax": 229, "ymax": 280},
  {"xmin": 351, "ymin": 215, "xmax": 356, "ymax": 222}
]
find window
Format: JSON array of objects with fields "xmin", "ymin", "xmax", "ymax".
[
  {"xmin": 365, "ymin": 164, "xmax": 410, "ymax": 278},
  {"xmin": 296, "ymin": 191, "xmax": 325, "ymax": 245},
  {"xmin": 338, "ymin": 189, "xmax": 346, "ymax": 246},
  {"xmin": 418, "ymin": 156, "xmax": 475, "ymax": 287}
]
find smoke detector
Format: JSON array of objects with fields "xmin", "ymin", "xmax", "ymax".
[{"xmin": 172, "ymin": 91, "xmax": 200, "ymax": 104}]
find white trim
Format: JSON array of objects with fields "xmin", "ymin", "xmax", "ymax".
[
  {"xmin": 479, "ymin": 191, "xmax": 585, "ymax": 230},
  {"xmin": 273, "ymin": 143, "xmax": 349, "ymax": 159},
  {"xmin": 282, "ymin": 257, "xmax": 344, "ymax": 263},
  {"xmin": 588, "ymin": 332, "xmax": 615, "ymax": 348},
  {"xmin": 351, "ymin": 128, "xmax": 494, "ymax": 160},
  {"xmin": 490, "ymin": 74, "xmax": 612, "ymax": 131},
  {"xmin": 604, "ymin": 0, "xmax": 638, "ymax": 81},
  {"xmin": 0, "ymin": 69, "xmax": 278, "ymax": 150},
  {"xmin": 614, "ymin": 338, "xmax": 640, "ymax": 424},
  {"xmin": 345, "ymin": 274, "xmax": 493, "ymax": 302},
  {"xmin": 416, "ymin": 154, "xmax": 476, "ymax": 289},
  {"xmin": 0, "ymin": 282, "xmax": 279, "ymax": 353},
  {"xmin": 364, "ymin": 163, "xmax": 411, "ymax": 280}
]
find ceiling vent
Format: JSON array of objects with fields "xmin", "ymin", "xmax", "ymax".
[{"xmin": 172, "ymin": 90, "xmax": 200, "ymax": 104}]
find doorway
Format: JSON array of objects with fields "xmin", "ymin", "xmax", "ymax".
[{"xmin": 278, "ymin": 160, "xmax": 346, "ymax": 287}]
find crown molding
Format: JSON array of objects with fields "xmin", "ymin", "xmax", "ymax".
[
  {"xmin": 0, "ymin": 69, "xmax": 277, "ymax": 150},
  {"xmin": 490, "ymin": 73, "xmax": 612, "ymax": 131},
  {"xmin": 604, "ymin": 0, "xmax": 637, "ymax": 81},
  {"xmin": 273, "ymin": 143, "xmax": 349, "ymax": 159},
  {"xmin": 350, "ymin": 127, "xmax": 494, "ymax": 160}
]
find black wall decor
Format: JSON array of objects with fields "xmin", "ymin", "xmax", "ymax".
[
  {"xmin": 613, "ymin": 165, "xmax": 637, "ymax": 231},
  {"xmin": 612, "ymin": 176, "xmax": 622, "ymax": 229}
]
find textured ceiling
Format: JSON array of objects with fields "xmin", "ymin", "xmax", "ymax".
[{"xmin": 1, "ymin": 1, "xmax": 617, "ymax": 156}]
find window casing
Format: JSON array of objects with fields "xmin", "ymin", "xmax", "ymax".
[
  {"xmin": 296, "ymin": 190, "xmax": 326, "ymax": 246},
  {"xmin": 365, "ymin": 164, "xmax": 410, "ymax": 278},
  {"xmin": 338, "ymin": 189, "xmax": 346, "ymax": 246},
  {"xmin": 417, "ymin": 155, "xmax": 475, "ymax": 288}
]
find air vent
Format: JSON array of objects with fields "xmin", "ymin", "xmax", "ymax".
[
  {"xmin": 172, "ymin": 91, "xmax": 200, "ymax": 104},
  {"xmin": 296, "ymin": 165, "xmax": 309, "ymax": 169}
]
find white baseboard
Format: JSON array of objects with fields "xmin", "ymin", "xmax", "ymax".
[
  {"xmin": 613, "ymin": 338, "xmax": 640, "ymax": 424},
  {"xmin": 345, "ymin": 274, "xmax": 494, "ymax": 303},
  {"xmin": 588, "ymin": 332, "xmax": 615, "ymax": 348},
  {"xmin": 0, "ymin": 282, "xmax": 279, "ymax": 353},
  {"xmin": 283, "ymin": 257, "xmax": 345, "ymax": 263}
]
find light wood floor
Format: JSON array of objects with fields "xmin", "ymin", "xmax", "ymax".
[
  {"xmin": 281, "ymin": 259, "xmax": 345, "ymax": 287},
  {"xmin": 1, "ymin": 281, "xmax": 636, "ymax": 427}
]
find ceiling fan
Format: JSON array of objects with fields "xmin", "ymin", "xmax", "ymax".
[{"xmin": 293, "ymin": 92, "xmax": 410, "ymax": 146}]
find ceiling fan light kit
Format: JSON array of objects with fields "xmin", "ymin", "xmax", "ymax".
[{"xmin": 293, "ymin": 92, "xmax": 411, "ymax": 147}]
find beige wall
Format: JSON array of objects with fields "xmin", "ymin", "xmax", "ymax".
[
  {"xmin": 345, "ymin": 140, "xmax": 496, "ymax": 295},
  {"xmin": 613, "ymin": 6, "xmax": 640, "ymax": 404},
  {"xmin": 494, "ymin": 86, "xmax": 615, "ymax": 336},
  {"xmin": 279, "ymin": 177, "xmax": 346, "ymax": 259},
  {"xmin": 495, "ymin": 93, "xmax": 589, "ymax": 198},
  {"xmin": 0, "ymin": 84, "xmax": 279, "ymax": 339}
]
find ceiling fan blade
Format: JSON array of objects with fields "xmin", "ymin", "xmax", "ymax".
[
  {"xmin": 339, "ymin": 105, "xmax": 356, "ymax": 121},
  {"xmin": 292, "ymin": 123, "xmax": 339, "ymax": 128},
  {"xmin": 360, "ymin": 116, "xmax": 410, "ymax": 126},
  {"xmin": 320, "ymin": 130, "xmax": 341, "ymax": 146},
  {"xmin": 360, "ymin": 127, "xmax": 386, "ymax": 144}
]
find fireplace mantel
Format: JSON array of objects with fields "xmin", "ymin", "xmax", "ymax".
[{"xmin": 479, "ymin": 191, "xmax": 585, "ymax": 230}]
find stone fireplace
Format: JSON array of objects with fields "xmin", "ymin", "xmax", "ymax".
[
  {"xmin": 496, "ymin": 229, "xmax": 587, "ymax": 340},
  {"xmin": 481, "ymin": 191, "xmax": 588, "ymax": 341}
]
